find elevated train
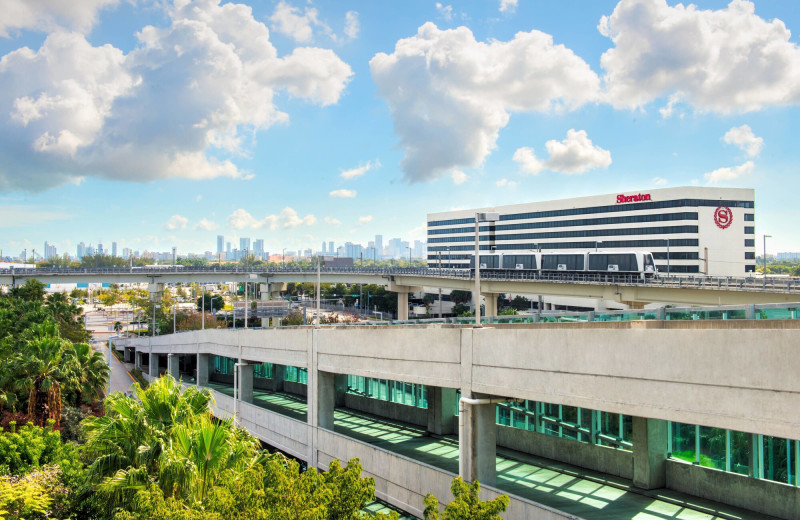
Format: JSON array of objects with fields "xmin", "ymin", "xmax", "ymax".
[{"xmin": 468, "ymin": 250, "xmax": 657, "ymax": 278}]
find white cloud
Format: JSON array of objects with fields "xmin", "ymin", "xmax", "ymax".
[
  {"xmin": 723, "ymin": 124, "xmax": 763, "ymax": 157},
  {"xmin": 194, "ymin": 218, "xmax": 218, "ymax": 231},
  {"xmin": 513, "ymin": 129, "xmax": 612, "ymax": 175},
  {"xmin": 330, "ymin": 189, "xmax": 357, "ymax": 198},
  {"xmin": 357, "ymin": 216, "xmax": 373, "ymax": 225},
  {"xmin": 344, "ymin": 11, "xmax": 359, "ymax": 40},
  {"xmin": 435, "ymin": 3, "xmax": 453, "ymax": 21},
  {"xmin": 658, "ymin": 94, "xmax": 682, "ymax": 119},
  {"xmin": 323, "ymin": 216, "xmax": 341, "ymax": 225},
  {"xmin": 496, "ymin": 178, "xmax": 517, "ymax": 188},
  {"xmin": 166, "ymin": 214, "xmax": 189, "ymax": 230},
  {"xmin": 370, "ymin": 22, "xmax": 600, "ymax": 182},
  {"xmin": 652, "ymin": 177, "xmax": 668, "ymax": 186},
  {"xmin": 0, "ymin": 0, "xmax": 352, "ymax": 191},
  {"xmin": 704, "ymin": 161, "xmax": 755, "ymax": 184},
  {"xmin": 499, "ymin": 0, "xmax": 518, "ymax": 13},
  {"xmin": 340, "ymin": 159, "xmax": 380, "ymax": 179},
  {"xmin": 269, "ymin": 1, "xmax": 325, "ymax": 43},
  {"xmin": 0, "ymin": 0, "xmax": 120, "ymax": 37},
  {"xmin": 599, "ymin": 0, "xmax": 800, "ymax": 112},
  {"xmin": 227, "ymin": 207, "xmax": 316, "ymax": 230},
  {"xmin": 450, "ymin": 170, "xmax": 468, "ymax": 185},
  {"xmin": 195, "ymin": 194, "xmax": 203, "ymax": 202}
]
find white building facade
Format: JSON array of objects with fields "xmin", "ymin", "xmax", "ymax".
[{"xmin": 427, "ymin": 187, "xmax": 755, "ymax": 277}]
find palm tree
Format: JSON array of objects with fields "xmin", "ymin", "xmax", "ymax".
[
  {"xmin": 63, "ymin": 342, "xmax": 110, "ymax": 406},
  {"xmin": 11, "ymin": 335, "xmax": 69, "ymax": 427}
]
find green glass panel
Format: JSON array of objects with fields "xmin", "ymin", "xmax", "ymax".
[{"xmin": 671, "ymin": 422, "xmax": 696, "ymax": 462}]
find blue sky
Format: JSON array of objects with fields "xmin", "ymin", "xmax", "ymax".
[{"xmin": 1, "ymin": 0, "xmax": 798, "ymax": 258}]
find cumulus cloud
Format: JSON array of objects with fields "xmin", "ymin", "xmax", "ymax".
[
  {"xmin": 344, "ymin": 11, "xmax": 359, "ymax": 40},
  {"xmin": 269, "ymin": 1, "xmax": 326, "ymax": 43},
  {"xmin": 599, "ymin": 0, "xmax": 800, "ymax": 112},
  {"xmin": 513, "ymin": 129, "xmax": 611, "ymax": 175},
  {"xmin": 0, "ymin": 0, "xmax": 353, "ymax": 191},
  {"xmin": 357, "ymin": 216, "xmax": 373, "ymax": 225},
  {"xmin": 704, "ymin": 161, "xmax": 755, "ymax": 184},
  {"xmin": 227, "ymin": 207, "xmax": 316, "ymax": 230},
  {"xmin": 499, "ymin": 0, "xmax": 518, "ymax": 13},
  {"xmin": 166, "ymin": 214, "xmax": 189, "ymax": 230},
  {"xmin": 435, "ymin": 3, "xmax": 453, "ymax": 21},
  {"xmin": 194, "ymin": 218, "xmax": 218, "ymax": 231},
  {"xmin": 323, "ymin": 216, "xmax": 341, "ymax": 225},
  {"xmin": 0, "ymin": 0, "xmax": 120, "ymax": 37},
  {"xmin": 652, "ymin": 177, "xmax": 668, "ymax": 186},
  {"xmin": 330, "ymin": 189, "xmax": 356, "ymax": 198},
  {"xmin": 496, "ymin": 178, "xmax": 517, "ymax": 188},
  {"xmin": 723, "ymin": 124, "xmax": 763, "ymax": 157},
  {"xmin": 370, "ymin": 22, "xmax": 600, "ymax": 182},
  {"xmin": 450, "ymin": 170, "xmax": 468, "ymax": 185},
  {"xmin": 340, "ymin": 159, "xmax": 380, "ymax": 179}
]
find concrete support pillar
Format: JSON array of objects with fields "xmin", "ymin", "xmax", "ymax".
[
  {"xmin": 427, "ymin": 387, "xmax": 457, "ymax": 435},
  {"xmin": 124, "ymin": 347, "xmax": 133, "ymax": 363},
  {"xmin": 397, "ymin": 291, "xmax": 409, "ymax": 320},
  {"xmin": 317, "ymin": 370, "xmax": 337, "ymax": 431},
  {"xmin": 482, "ymin": 293, "xmax": 497, "ymax": 318},
  {"xmin": 239, "ymin": 363, "xmax": 254, "ymax": 404},
  {"xmin": 259, "ymin": 284, "xmax": 269, "ymax": 301},
  {"xmin": 334, "ymin": 374, "xmax": 348, "ymax": 407},
  {"xmin": 149, "ymin": 353, "xmax": 160, "ymax": 379},
  {"xmin": 167, "ymin": 354, "xmax": 180, "ymax": 380},
  {"xmin": 459, "ymin": 396, "xmax": 497, "ymax": 487},
  {"xmin": 197, "ymin": 353, "xmax": 209, "ymax": 386},
  {"xmin": 270, "ymin": 364, "xmax": 285, "ymax": 392},
  {"xmin": 135, "ymin": 351, "xmax": 143, "ymax": 371},
  {"xmin": 148, "ymin": 283, "xmax": 164, "ymax": 304},
  {"xmin": 632, "ymin": 417, "xmax": 668, "ymax": 489}
]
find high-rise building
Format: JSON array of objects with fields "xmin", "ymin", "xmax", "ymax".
[
  {"xmin": 240, "ymin": 238, "xmax": 250, "ymax": 255},
  {"xmin": 328, "ymin": 241, "xmax": 334, "ymax": 254},
  {"xmin": 322, "ymin": 241, "xmax": 327, "ymax": 253},
  {"xmin": 122, "ymin": 247, "xmax": 131, "ymax": 259},
  {"xmin": 253, "ymin": 239, "xmax": 265, "ymax": 259},
  {"xmin": 44, "ymin": 241, "xmax": 57, "ymax": 260},
  {"xmin": 97, "ymin": 243, "xmax": 104, "ymax": 256},
  {"xmin": 112, "ymin": 242, "xmax": 118, "ymax": 257},
  {"xmin": 374, "ymin": 235, "xmax": 383, "ymax": 259},
  {"xmin": 217, "ymin": 235, "xmax": 224, "ymax": 254},
  {"xmin": 77, "ymin": 242, "xmax": 86, "ymax": 259}
]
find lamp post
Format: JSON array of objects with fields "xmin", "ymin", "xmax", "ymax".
[
  {"xmin": 438, "ymin": 250, "xmax": 442, "ymax": 318},
  {"xmin": 201, "ymin": 289, "xmax": 205, "ymax": 330},
  {"xmin": 173, "ymin": 299, "xmax": 176, "ymax": 333},
  {"xmin": 152, "ymin": 304, "xmax": 160, "ymax": 337},
  {"xmin": 763, "ymin": 234, "xmax": 772, "ymax": 275},
  {"xmin": 474, "ymin": 211, "xmax": 500, "ymax": 327}
]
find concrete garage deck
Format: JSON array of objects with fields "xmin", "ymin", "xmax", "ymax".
[{"xmin": 202, "ymin": 382, "xmax": 773, "ymax": 520}]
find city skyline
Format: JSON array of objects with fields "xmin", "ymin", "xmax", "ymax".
[{"xmin": 1, "ymin": 0, "xmax": 799, "ymax": 255}]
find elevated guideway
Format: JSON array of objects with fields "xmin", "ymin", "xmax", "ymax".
[
  {"xmin": 3, "ymin": 266, "xmax": 800, "ymax": 306},
  {"xmin": 114, "ymin": 315, "xmax": 800, "ymax": 519}
]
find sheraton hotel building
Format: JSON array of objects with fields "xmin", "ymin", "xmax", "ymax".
[{"xmin": 427, "ymin": 186, "xmax": 756, "ymax": 277}]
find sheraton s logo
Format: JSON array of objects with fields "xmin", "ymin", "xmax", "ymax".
[
  {"xmin": 714, "ymin": 206, "xmax": 733, "ymax": 229},
  {"xmin": 616, "ymin": 193, "xmax": 651, "ymax": 203}
]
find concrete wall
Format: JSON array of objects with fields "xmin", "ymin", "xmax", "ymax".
[
  {"xmin": 343, "ymin": 393, "xmax": 428, "ymax": 428},
  {"xmin": 666, "ymin": 459, "xmax": 800, "ymax": 520},
  {"xmin": 496, "ymin": 425, "xmax": 633, "ymax": 480}
]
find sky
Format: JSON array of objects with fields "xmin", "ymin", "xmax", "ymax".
[{"xmin": 0, "ymin": 0, "xmax": 799, "ymax": 258}]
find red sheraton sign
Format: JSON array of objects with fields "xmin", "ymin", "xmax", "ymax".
[{"xmin": 616, "ymin": 193, "xmax": 651, "ymax": 203}]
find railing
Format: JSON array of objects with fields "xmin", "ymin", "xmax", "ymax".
[{"xmin": 2, "ymin": 265, "xmax": 800, "ymax": 293}]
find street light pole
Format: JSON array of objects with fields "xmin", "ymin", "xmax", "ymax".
[
  {"xmin": 763, "ymin": 234, "xmax": 772, "ymax": 274},
  {"xmin": 474, "ymin": 211, "xmax": 499, "ymax": 327},
  {"xmin": 438, "ymin": 251, "xmax": 442, "ymax": 318},
  {"xmin": 152, "ymin": 304, "xmax": 160, "ymax": 337},
  {"xmin": 201, "ymin": 289, "xmax": 205, "ymax": 330},
  {"xmin": 315, "ymin": 256, "xmax": 321, "ymax": 328}
]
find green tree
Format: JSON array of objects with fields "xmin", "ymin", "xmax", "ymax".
[
  {"xmin": 10, "ymin": 280, "xmax": 46, "ymax": 302},
  {"xmin": 509, "ymin": 295, "xmax": 531, "ymax": 311},
  {"xmin": 196, "ymin": 295, "xmax": 225, "ymax": 312},
  {"xmin": 452, "ymin": 303, "xmax": 471, "ymax": 316},
  {"xmin": 450, "ymin": 290, "xmax": 472, "ymax": 304},
  {"xmin": 61, "ymin": 342, "xmax": 109, "ymax": 406},
  {"xmin": 423, "ymin": 477, "xmax": 508, "ymax": 520}
]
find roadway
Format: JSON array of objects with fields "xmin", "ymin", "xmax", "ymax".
[
  {"xmin": 3, "ymin": 266, "xmax": 800, "ymax": 305},
  {"xmin": 85, "ymin": 310, "xmax": 136, "ymax": 395}
]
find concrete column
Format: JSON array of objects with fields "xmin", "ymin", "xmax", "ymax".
[
  {"xmin": 317, "ymin": 370, "xmax": 337, "ymax": 431},
  {"xmin": 397, "ymin": 291, "xmax": 409, "ymax": 320},
  {"xmin": 632, "ymin": 417, "xmax": 668, "ymax": 489},
  {"xmin": 149, "ymin": 353, "xmax": 160, "ymax": 379},
  {"xmin": 124, "ymin": 347, "xmax": 133, "ymax": 363},
  {"xmin": 459, "ymin": 395, "xmax": 497, "ymax": 487},
  {"xmin": 259, "ymin": 284, "xmax": 269, "ymax": 301},
  {"xmin": 334, "ymin": 374, "xmax": 348, "ymax": 407},
  {"xmin": 427, "ymin": 386, "xmax": 457, "ymax": 435},
  {"xmin": 135, "ymin": 351, "xmax": 143, "ymax": 371},
  {"xmin": 239, "ymin": 362, "xmax": 254, "ymax": 404},
  {"xmin": 167, "ymin": 354, "xmax": 180, "ymax": 380},
  {"xmin": 197, "ymin": 353, "xmax": 209, "ymax": 386},
  {"xmin": 270, "ymin": 364, "xmax": 285, "ymax": 392},
  {"xmin": 148, "ymin": 283, "xmax": 164, "ymax": 304},
  {"xmin": 482, "ymin": 293, "xmax": 497, "ymax": 318}
]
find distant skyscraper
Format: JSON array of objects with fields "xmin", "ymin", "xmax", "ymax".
[
  {"xmin": 226, "ymin": 242, "xmax": 231, "ymax": 253},
  {"xmin": 240, "ymin": 237, "xmax": 250, "ymax": 254},
  {"xmin": 217, "ymin": 235, "xmax": 224, "ymax": 254},
  {"xmin": 112, "ymin": 242, "xmax": 118, "ymax": 257},
  {"xmin": 77, "ymin": 242, "xmax": 86, "ymax": 259},
  {"xmin": 253, "ymin": 239, "xmax": 264, "ymax": 259},
  {"xmin": 374, "ymin": 235, "xmax": 383, "ymax": 259},
  {"xmin": 122, "ymin": 248, "xmax": 131, "ymax": 259},
  {"xmin": 44, "ymin": 241, "xmax": 57, "ymax": 260},
  {"xmin": 328, "ymin": 241, "xmax": 334, "ymax": 254},
  {"xmin": 322, "ymin": 241, "xmax": 327, "ymax": 253},
  {"xmin": 97, "ymin": 243, "xmax": 104, "ymax": 256}
]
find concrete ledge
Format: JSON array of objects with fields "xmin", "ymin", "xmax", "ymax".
[
  {"xmin": 666, "ymin": 459, "xmax": 800, "ymax": 520},
  {"xmin": 343, "ymin": 394, "xmax": 428, "ymax": 428}
]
